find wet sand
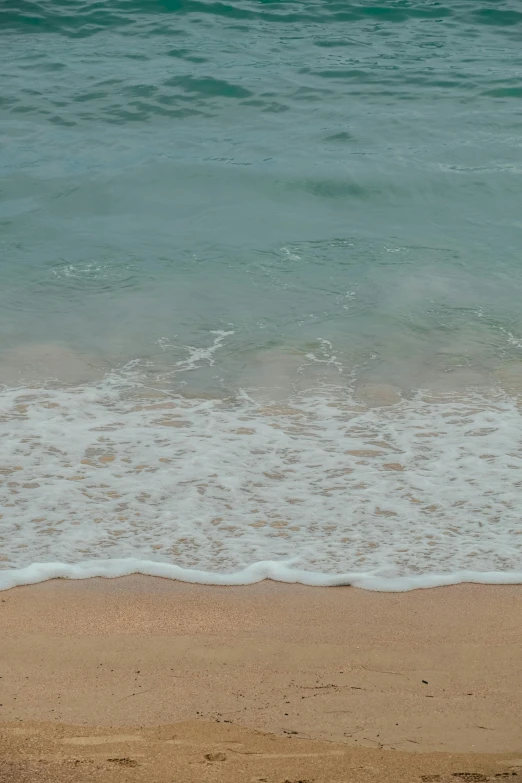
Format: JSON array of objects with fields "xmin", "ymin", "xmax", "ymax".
[{"xmin": 1, "ymin": 578, "xmax": 522, "ymax": 782}]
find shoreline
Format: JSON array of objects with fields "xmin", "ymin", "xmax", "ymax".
[
  {"xmin": 1, "ymin": 578, "xmax": 522, "ymax": 757},
  {"xmin": 3, "ymin": 561, "xmax": 522, "ymax": 592}
]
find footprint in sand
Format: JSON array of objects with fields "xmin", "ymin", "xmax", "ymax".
[
  {"xmin": 107, "ymin": 757, "xmax": 139, "ymax": 767},
  {"xmin": 205, "ymin": 752, "xmax": 227, "ymax": 762}
]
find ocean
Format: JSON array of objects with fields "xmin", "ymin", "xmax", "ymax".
[{"xmin": 1, "ymin": 0, "xmax": 522, "ymax": 590}]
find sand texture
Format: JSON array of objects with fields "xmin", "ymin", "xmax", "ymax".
[
  {"xmin": 1, "ymin": 578, "xmax": 522, "ymax": 781},
  {"xmin": 2, "ymin": 719, "xmax": 522, "ymax": 783}
]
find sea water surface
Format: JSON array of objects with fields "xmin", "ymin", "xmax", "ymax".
[{"xmin": 1, "ymin": 0, "xmax": 522, "ymax": 590}]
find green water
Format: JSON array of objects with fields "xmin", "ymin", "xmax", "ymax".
[{"xmin": 1, "ymin": 0, "xmax": 522, "ymax": 393}]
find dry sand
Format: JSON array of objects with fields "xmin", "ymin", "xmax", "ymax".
[{"xmin": 1, "ymin": 578, "xmax": 522, "ymax": 782}]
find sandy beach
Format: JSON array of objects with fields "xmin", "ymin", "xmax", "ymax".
[{"xmin": 1, "ymin": 578, "xmax": 522, "ymax": 782}]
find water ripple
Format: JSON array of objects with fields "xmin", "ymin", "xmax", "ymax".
[{"xmin": 1, "ymin": 0, "xmax": 522, "ymax": 374}]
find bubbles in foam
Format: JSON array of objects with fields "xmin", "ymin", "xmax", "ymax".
[
  {"xmin": 1, "ymin": 357, "xmax": 522, "ymax": 591},
  {"xmin": 507, "ymin": 332, "xmax": 522, "ymax": 350},
  {"xmin": 305, "ymin": 338, "xmax": 344, "ymax": 374},
  {"xmin": 156, "ymin": 330, "xmax": 234, "ymax": 371}
]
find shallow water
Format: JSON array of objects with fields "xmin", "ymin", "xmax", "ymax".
[{"xmin": 1, "ymin": 0, "xmax": 522, "ymax": 589}]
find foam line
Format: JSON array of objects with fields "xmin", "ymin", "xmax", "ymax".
[
  {"xmin": 1, "ymin": 356, "xmax": 521, "ymax": 585},
  {"xmin": 2, "ymin": 559, "xmax": 522, "ymax": 592}
]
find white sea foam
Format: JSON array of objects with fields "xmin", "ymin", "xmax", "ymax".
[
  {"xmin": 2, "ymin": 559, "xmax": 522, "ymax": 593},
  {"xmin": 1, "ymin": 345, "xmax": 522, "ymax": 591},
  {"xmin": 305, "ymin": 338, "xmax": 344, "ymax": 374},
  {"xmin": 156, "ymin": 330, "xmax": 234, "ymax": 371}
]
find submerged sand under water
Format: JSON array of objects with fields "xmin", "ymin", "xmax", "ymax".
[{"xmin": 1, "ymin": 341, "xmax": 522, "ymax": 589}]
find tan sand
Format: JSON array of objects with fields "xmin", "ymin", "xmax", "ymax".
[
  {"xmin": 1, "ymin": 578, "xmax": 522, "ymax": 782},
  {"xmin": 0, "ymin": 343, "xmax": 108, "ymax": 386}
]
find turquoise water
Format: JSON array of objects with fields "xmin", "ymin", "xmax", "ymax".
[{"xmin": 1, "ymin": 0, "xmax": 522, "ymax": 589}]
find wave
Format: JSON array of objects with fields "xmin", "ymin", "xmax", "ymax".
[
  {"xmin": 1, "ymin": 354, "xmax": 522, "ymax": 585},
  {"xmin": 2, "ymin": 558, "xmax": 522, "ymax": 592}
]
